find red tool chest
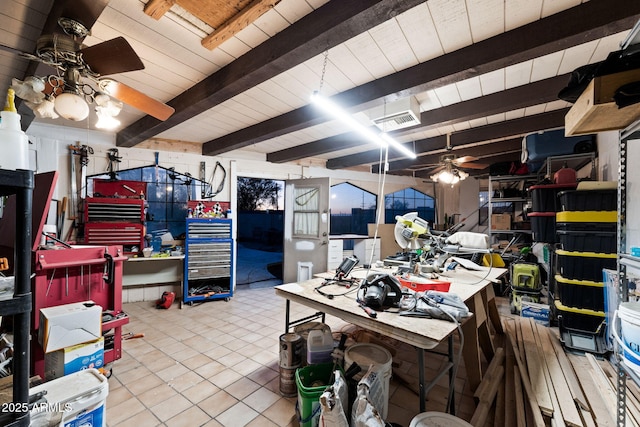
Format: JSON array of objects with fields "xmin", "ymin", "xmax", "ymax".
[
  {"xmin": 84, "ymin": 179, "xmax": 148, "ymax": 255},
  {"xmin": 32, "ymin": 245, "xmax": 128, "ymax": 378}
]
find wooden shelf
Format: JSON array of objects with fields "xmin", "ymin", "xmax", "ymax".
[{"xmin": 565, "ymin": 69, "xmax": 640, "ymax": 136}]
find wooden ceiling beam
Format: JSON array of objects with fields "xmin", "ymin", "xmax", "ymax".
[
  {"xmin": 201, "ymin": 0, "xmax": 280, "ymax": 50},
  {"xmin": 116, "ymin": 0, "xmax": 425, "ymax": 148},
  {"xmin": 326, "ymin": 77, "xmax": 569, "ymax": 170},
  {"xmin": 197, "ymin": 0, "xmax": 640, "ymax": 156},
  {"xmin": 144, "ymin": 0, "xmax": 176, "ymax": 20}
]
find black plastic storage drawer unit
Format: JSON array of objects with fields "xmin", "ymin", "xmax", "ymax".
[
  {"xmin": 528, "ymin": 212, "xmax": 556, "ymax": 243},
  {"xmin": 530, "ymin": 183, "xmax": 577, "ymax": 212},
  {"xmin": 555, "ymin": 274, "xmax": 605, "ymax": 312},
  {"xmin": 557, "ymin": 189, "xmax": 617, "ymax": 212},
  {"xmin": 555, "ymin": 249, "xmax": 616, "ymax": 282},
  {"xmin": 554, "ymin": 300, "xmax": 606, "ymax": 333},
  {"xmin": 556, "ymin": 230, "xmax": 616, "ymax": 253}
]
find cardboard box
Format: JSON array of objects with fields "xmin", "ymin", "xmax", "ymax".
[
  {"xmin": 520, "ymin": 301, "xmax": 550, "ymax": 326},
  {"xmin": 39, "ymin": 301, "xmax": 102, "ymax": 353},
  {"xmin": 491, "ymin": 213, "xmax": 511, "ymax": 230},
  {"xmin": 44, "ymin": 337, "xmax": 104, "ymax": 380}
]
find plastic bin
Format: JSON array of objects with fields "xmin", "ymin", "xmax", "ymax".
[
  {"xmin": 556, "ymin": 249, "xmax": 616, "ymax": 282},
  {"xmin": 554, "ymin": 300, "xmax": 605, "ymax": 333},
  {"xmin": 557, "ymin": 189, "xmax": 617, "ymax": 212},
  {"xmin": 529, "ymin": 183, "xmax": 577, "ymax": 212},
  {"xmin": 555, "ymin": 274, "xmax": 605, "ymax": 312},
  {"xmin": 556, "ymin": 229, "xmax": 616, "ymax": 253},
  {"xmin": 528, "ymin": 212, "xmax": 556, "ymax": 243},
  {"xmin": 555, "ymin": 210, "xmax": 617, "ymax": 225},
  {"xmin": 30, "ymin": 368, "xmax": 108, "ymax": 427},
  {"xmin": 296, "ymin": 362, "xmax": 336, "ymax": 427}
]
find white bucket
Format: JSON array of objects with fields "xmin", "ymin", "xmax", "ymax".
[
  {"xmin": 614, "ymin": 302, "xmax": 640, "ymax": 376},
  {"xmin": 345, "ymin": 343, "xmax": 392, "ymax": 419},
  {"xmin": 410, "ymin": 412, "xmax": 473, "ymax": 427},
  {"xmin": 30, "ymin": 368, "xmax": 108, "ymax": 426}
]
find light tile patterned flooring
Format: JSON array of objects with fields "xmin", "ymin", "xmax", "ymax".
[{"xmin": 106, "ymin": 284, "xmax": 490, "ymax": 426}]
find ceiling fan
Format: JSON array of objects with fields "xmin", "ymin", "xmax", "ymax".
[
  {"xmin": 1, "ymin": 16, "xmax": 174, "ymax": 125},
  {"xmin": 427, "ymin": 135, "xmax": 489, "ymax": 184}
]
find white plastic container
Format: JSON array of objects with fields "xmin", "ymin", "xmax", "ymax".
[
  {"xmin": 615, "ymin": 302, "xmax": 640, "ymax": 376},
  {"xmin": 29, "ymin": 368, "xmax": 108, "ymax": 427},
  {"xmin": 345, "ymin": 343, "xmax": 393, "ymax": 419},
  {"xmin": 0, "ymin": 89, "xmax": 29, "ymax": 171},
  {"xmin": 306, "ymin": 328, "xmax": 333, "ymax": 364}
]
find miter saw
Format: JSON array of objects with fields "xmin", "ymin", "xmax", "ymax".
[{"xmin": 385, "ymin": 212, "xmax": 491, "ymax": 271}]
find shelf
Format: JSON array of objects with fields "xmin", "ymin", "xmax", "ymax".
[
  {"xmin": 620, "ymin": 253, "xmax": 640, "ymax": 270},
  {"xmin": 0, "ymin": 293, "xmax": 31, "ymax": 316},
  {"xmin": 491, "ymin": 198, "xmax": 529, "ymax": 203},
  {"xmin": 490, "ymin": 230, "xmax": 533, "ymax": 234}
]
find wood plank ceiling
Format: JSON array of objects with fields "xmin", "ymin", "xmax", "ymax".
[{"xmin": 2, "ymin": 0, "xmax": 639, "ymax": 177}]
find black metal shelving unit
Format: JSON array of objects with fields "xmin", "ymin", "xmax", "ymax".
[{"xmin": 0, "ymin": 169, "xmax": 33, "ymax": 427}]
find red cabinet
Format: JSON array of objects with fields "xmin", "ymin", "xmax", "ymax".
[{"xmin": 31, "ymin": 245, "xmax": 128, "ymax": 378}]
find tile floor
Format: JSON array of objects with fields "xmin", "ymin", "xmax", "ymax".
[{"xmin": 106, "ymin": 283, "xmax": 491, "ymax": 427}]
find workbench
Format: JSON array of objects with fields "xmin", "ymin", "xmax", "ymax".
[
  {"xmin": 275, "ymin": 264, "xmax": 506, "ymax": 413},
  {"xmin": 122, "ymin": 255, "xmax": 184, "ymax": 303}
]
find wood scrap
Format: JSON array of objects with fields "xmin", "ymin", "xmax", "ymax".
[
  {"xmin": 494, "ymin": 377, "xmax": 505, "ymax": 427},
  {"xmin": 474, "ymin": 347, "xmax": 505, "ymax": 400},
  {"xmin": 505, "ymin": 327, "xmax": 546, "ymax": 426},
  {"xmin": 567, "ymin": 353, "xmax": 615, "ymax": 427},
  {"xmin": 470, "ymin": 365, "xmax": 504, "ymax": 426},
  {"xmin": 534, "ymin": 323, "xmax": 582, "ymax": 427},
  {"xmin": 548, "ymin": 327, "xmax": 590, "ymax": 411},
  {"xmin": 504, "ymin": 325, "xmax": 517, "ymax": 427},
  {"xmin": 513, "ymin": 369, "xmax": 526, "ymax": 427},
  {"xmin": 585, "ymin": 353, "xmax": 618, "ymax": 416},
  {"xmin": 519, "ymin": 318, "xmax": 553, "ymax": 416}
]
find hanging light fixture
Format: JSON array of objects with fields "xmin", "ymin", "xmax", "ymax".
[
  {"xmin": 310, "ymin": 92, "xmax": 416, "ymax": 159},
  {"xmin": 53, "ymin": 68, "xmax": 89, "ymax": 121},
  {"xmin": 431, "ymin": 163, "xmax": 468, "ymax": 185},
  {"xmin": 309, "ymin": 48, "xmax": 415, "ymax": 159}
]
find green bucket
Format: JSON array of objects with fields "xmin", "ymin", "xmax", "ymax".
[{"xmin": 295, "ymin": 362, "xmax": 335, "ymax": 427}]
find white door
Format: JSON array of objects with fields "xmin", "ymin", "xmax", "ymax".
[{"xmin": 283, "ymin": 177, "xmax": 330, "ymax": 283}]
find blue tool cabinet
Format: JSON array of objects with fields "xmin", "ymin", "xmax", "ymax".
[{"xmin": 183, "ymin": 218, "xmax": 233, "ymax": 304}]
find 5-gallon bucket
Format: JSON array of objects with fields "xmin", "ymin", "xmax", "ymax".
[
  {"xmin": 30, "ymin": 368, "xmax": 108, "ymax": 427},
  {"xmin": 614, "ymin": 302, "xmax": 640, "ymax": 376},
  {"xmin": 344, "ymin": 343, "xmax": 392, "ymax": 419},
  {"xmin": 410, "ymin": 412, "xmax": 473, "ymax": 427},
  {"xmin": 296, "ymin": 362, "xmax": 336, "ymax": 427}
]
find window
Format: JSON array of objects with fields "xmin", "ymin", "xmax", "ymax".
[
  {"xmin": 385, "ymin": 188, "xmax": 435, "ymax": 224},
  {"xmin": 329, "ymin": 183, "xmax": 377, "ymax": 236}
]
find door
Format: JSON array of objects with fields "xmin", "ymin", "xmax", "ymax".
[{"xmin": 283, "ymin": 177, "xmax": 330, "ymax": 283}]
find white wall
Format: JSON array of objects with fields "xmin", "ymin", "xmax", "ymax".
[{"xmin": 26, "ymin": 122, "xmax": 432, "ymax": 232}]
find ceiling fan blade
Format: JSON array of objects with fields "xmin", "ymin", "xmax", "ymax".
[
  {"xmin": 456, "ymin": 161, "xmax": 489, "ymax": 170},
  {"xmin": 452, "ymin": 155, "xmax": 479, "ymax": 164},
  {"xmin": 99, "ymin": 79, "xmax": 174, "ymax": 121},
  {"xmin": 80, "ymin": 37, "xmax": 144, "ymax": 76},
  {"xmin": 41, "ymin": 0, "xmax": 110, "ymax": 35},
  {"xmin": 428, "ymin": 165, "xmax": 446, "ymax": 174}
]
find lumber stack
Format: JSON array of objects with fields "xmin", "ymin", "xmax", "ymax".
[{"xmin": 469, "ymin": 317, "xmax": 635, "ymax": 426}]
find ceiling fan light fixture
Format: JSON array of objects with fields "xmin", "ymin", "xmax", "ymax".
[
  {"xmin": 54, "ymin": 91, "xmax": 89, "ymax": 121},
  {"xmin": 95, "ymin": 110, "xmax": 121, "ymax": 129},
  {"xmin": 431, "ymin": 166, "xmax": 468, "ymax": 185}
]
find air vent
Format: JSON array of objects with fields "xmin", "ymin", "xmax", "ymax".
[{"xmin": 368, "ymin": 97, "xmax": 421, "ymax": 132}]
